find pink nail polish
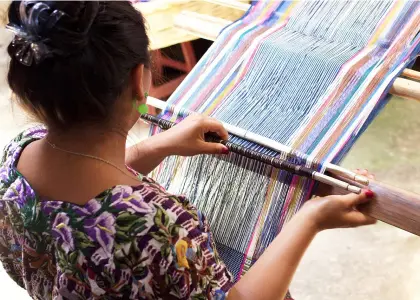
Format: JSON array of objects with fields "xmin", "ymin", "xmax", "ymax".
[
  {"xmin": 365, "ymin": 190, "xmax": 374, "ymax": 198},
  {"xmin": 221, "ymin": 146, "xmax": 229, "ymax": 155}
]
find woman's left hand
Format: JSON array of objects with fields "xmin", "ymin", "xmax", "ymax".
[{"xmin": 158, "ymin": 114, "xmax": 230, "ymax": 157}]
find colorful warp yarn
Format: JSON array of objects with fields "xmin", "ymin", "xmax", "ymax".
[{"xmin": 150, "ymin": 0, "xmax": 420, "ymax": 280}]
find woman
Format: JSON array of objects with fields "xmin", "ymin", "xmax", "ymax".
[{"xmin": 0, "ymin": 1, "xmax": 376, "ymax": 299}]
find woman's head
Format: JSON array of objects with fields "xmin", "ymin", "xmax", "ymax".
[{"xmin": 7, "ymin": 1, "xmax": 151, "ymax": 130}]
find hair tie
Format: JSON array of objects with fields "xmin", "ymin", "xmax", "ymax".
[{"xmin": 6, "ymin": 1, "xmax": 67, "ymax": 66}]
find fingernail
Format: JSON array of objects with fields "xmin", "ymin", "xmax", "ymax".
[
  {"xmin": 365, "ymin": 190, "xmax": 374, "ymax": 198},
  {"xmin": 221, "ymin": 146, "xmax": 229, "ymax": 155},
  {"xmin": 356, "ymin": 168, "xmax": 360, "ymax": 171}
]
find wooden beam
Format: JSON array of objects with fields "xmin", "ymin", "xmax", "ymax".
[
  {"xmin": 390, "ymin": 77, "xmax": 420, "ymax": 101},
  {"xmin": 203, "ymin": 0, "xmax": 251, "ymax": 11},
  {"xmin": 317, "ymin": 178, "xmax": 420, "ymax": 236},
  {"xmin": 173, "ymin": 10, "xmax": 231, "ymax": 41},
  {"xmin": 402, "ymin": 68, "xmax": 420, "ymax": 81}
]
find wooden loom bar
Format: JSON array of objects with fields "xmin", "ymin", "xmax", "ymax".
[
  {"xmin": 402, "ymin": 68, "xmax": 420, "ymax": 81},
  {"xmin": 172, "ymin": 10, "xmax": 420, "ymax": 101},
  {"xmin": 389, "ymin": 77, "xmax": 420, "ymax": 102},
  {"xmin": 329, "ymin": 178, "xmax": 420, "ymax": 236}
]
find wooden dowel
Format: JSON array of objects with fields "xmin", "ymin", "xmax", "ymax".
[
  {"xmin": 402, "ymin": 69, "xmax": 420, "ymax": 81},
  {"xmin": 146, "ymin": 97, "xmax": 369, "ymax": 185},
  {"xmin": 390, "ymin": 77, "xmax": 420, "ymax": 101}
]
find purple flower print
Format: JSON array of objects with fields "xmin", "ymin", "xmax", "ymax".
[
  {"xmin": 52, "ymin": 213, "xmax": 75, "ymax": 253},
  {"xmin": 84, "ymin": 212, "xmax": 116, "ymax": 255},
  {"xmin": 41, "ymin": 201, "xmax": 63, "ymax": 216},
  {"xmin": 3, "ymin": 177, "xmax": 35, "ymax": 207},
  {"xmin": 0, "ymin": 165, "xmax": 10, "ymax": 182},
  {"xmin": 72, "ymin": 199, "xmax": 101, "ymax": 217},
  {"xmin": 110, "ymin": 186, "xmax": 151, "ymax": 214}
]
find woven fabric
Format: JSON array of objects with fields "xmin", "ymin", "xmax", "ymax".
[{"xmin": 151, "ymin": 0, "xmax": 420, "ymax": 281}]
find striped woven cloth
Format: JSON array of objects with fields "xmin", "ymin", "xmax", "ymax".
[{"xmin": 150, "ymin": 0, "xmax": 420, "ymax": 281}]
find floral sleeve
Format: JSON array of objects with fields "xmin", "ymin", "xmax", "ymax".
[{"xmin": 136, "ymin": 178, "xmax": 234, "ymax": 299}]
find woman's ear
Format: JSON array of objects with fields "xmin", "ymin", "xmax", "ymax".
[{"xmin": 132, "ymin": 64, "xmax": 145, "ymax": 102}]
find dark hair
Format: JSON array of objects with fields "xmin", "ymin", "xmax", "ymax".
[{"xmin": 7, "ymin": 1, "xmax": 150, "ymax": 128}]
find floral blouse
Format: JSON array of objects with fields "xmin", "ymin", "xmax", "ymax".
[{"xmin": 0, "ymin": 127, "xmax": 233, "ymax": 299}]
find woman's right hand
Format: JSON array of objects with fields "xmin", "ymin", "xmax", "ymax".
[{"xmin": 300, "ymin": 190, "xmax": 377, "ymax": 231}]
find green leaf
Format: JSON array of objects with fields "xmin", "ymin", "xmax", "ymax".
[
  {"xmin": 169, "ymin": 224, "xmax": 181, "ymax": 237},
  {"xmin": 154, "ymin": 206, "xmax": 170, "ymax": 228},
  {"xmin": 164, "ymin": 273, "xmax": 170, "ymax": 286},
  {"xmin": 128, "ymin": 220, "xmax": 147, "ymax": 236},
  {"xmin": 22, "ymin": 198, "xmax": 48, "ymax": 234},
  {"xmin": 160, "ymin": 244, "xmax": 171, "ymax": 259},
  {"xmin": 150, "ymin": 231, "xmax": 169, "ymax": 244},
  {"xmin": 74, "ymin": 231, "xmax": 95, "ymax": 248},
  {"xmin": 69, "ymin": 251, "xmax": 78, "ymax": 264},
  {"xmin": 154, "ymin": 207, "xmax": 163, "ymax": 227},
  {"xmin": 116, "ymin": 212, "xmax": 139, "ymax": 231},
  {"xmin": 116, "ymin": 230, "xmax": 131, "ymax": 243},
  {"xmin": 132, "ymin": 265, "xmax": 148, "ymax": 280}
]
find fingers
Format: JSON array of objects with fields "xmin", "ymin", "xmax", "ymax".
[
  {"xmin": 199, "ymin": 141, "xmax": 229, "ymax": 155},
  {"xmin": 202, "ymin": 118, "xmax": 229, "ymax": 141},
  {"xmin": 354, "ymin": 168, "xmax": 376, "ymax": 180},
  {"xmin": 333, "ymin": 190, "xmax": 374, "ymax": 208},
  {"xmin": 343, "ymin": 211, "xmax": 377, "ymax": 227},
  {"xmin": 183, "ymin": 114, "xmax": 229, "ymax": 140}
]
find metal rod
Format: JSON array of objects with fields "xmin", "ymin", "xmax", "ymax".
[
  {"xmin": 140, "ymin": 113, "xmax": 362, "ymax": 194},
  {"xmin": 146, "ymin": 97, "xmax": 369, "ymax": 185}
]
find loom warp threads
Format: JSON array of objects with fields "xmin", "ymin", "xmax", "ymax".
[{"xmin": 150, "ymin": 0, "xmax": 420, "ymax": 281}]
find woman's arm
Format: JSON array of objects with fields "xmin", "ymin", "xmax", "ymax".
[
  {"xmin": 126, "ymin": 133, "xmax": 172, "ymax": 175},
  {"xmin": 229, "ymin": 210, "xmax": 316, "ymax": 300},
  {"xmin": 126, "ymin": 115, "xmax": 229, "ymax": 175},
  {"xmin": 228, "ymin": 191, "xmax": 376, "ymax": 300}
]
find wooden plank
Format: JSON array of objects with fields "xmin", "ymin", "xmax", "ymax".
[
  {"xmin": 173, "ymin": 11, "xmax": 230, "ymax": 41},
  {"xmin": 358, "ymin": 180, "xmax": 420, "ymax": 235},
  {"xmin": 316, "ymin": 177, "xmax": 420, "ymax": 236},
  {"xmin": 402, "ymin": 69, "xmax": 420, "ymax": 81},
  {"xmin": 203, "ymin": 0, "xmax": 250, "ymax": 11},
  {"xmin": 390, "ymin": 77, "xmax": 420, "ymax": 101},
  {"xmin": 134, "ymin": 0, "xmax": 244, "ymax": 50}
]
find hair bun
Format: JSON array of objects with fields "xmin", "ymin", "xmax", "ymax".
[{"xmin": 7, "ymin": 1, "xmax": 99, "ymax": 66}]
